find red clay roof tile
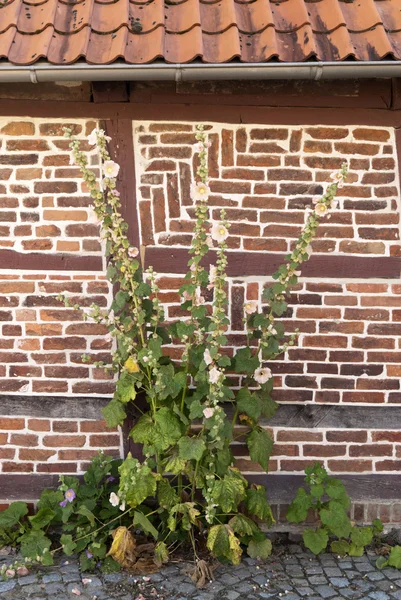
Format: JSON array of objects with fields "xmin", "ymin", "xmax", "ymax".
[{"xmin": 0, "ymin": 0, "xmax": 401, "ymax": 65}]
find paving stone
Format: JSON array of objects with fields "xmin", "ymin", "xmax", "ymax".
[
  {"xmin": 325, "ymin": 568, "xmax": 344, "ymax": 577},
  {"xmin": 308, "ymin": 575, "xmax": 328, "ymax": 585},
  {"xmin": 314, "ymin": 585, "xmax": 338, "ymax": 598},
  {"xmin": 42, "ymin": 572, "xmax": 63, "ymax": 583},
  {"xmin": 17, "ymin": 574, "xmax": 38, "ymax": 585},
  {"xmin": 330, "ymin": 577, "xmax": 350, "ymax": 588},
  {"xmin": 0, "ymin": 580, "xmax": 17, "ymax": 593},
  {"xmin": 369, "ymin": 592, "xmax": 391, "ymax": 600}
]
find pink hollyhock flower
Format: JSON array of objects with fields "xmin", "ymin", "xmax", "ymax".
[
  {"xmin": 128, "ymin": 247, "xmax": 139, "ymax": 258},
  {"xmin": 244, "ymin": 300, "xmax": 258, "ymax": 315},
  {"xmin": 314, "ymin": 203, "xmax": 328, "ymax": 216},
  {"xmin": 203, "ymin": 407, "xmax": 215, "ymax": 419},
  {"xmin": 254, "ymin": 367, "xmax": 272, "ymax": 385},
  {"xmin": 103, "ymin": 160, "xmax": 120, "ymax": 178},
  {"xmin": 330, "ymin": 171, "xmax": 344, "ymax": 188},
  {"xmin": 209, "ymin": 366, "xmax": 222, "ymax": 384},
  {"xmin": 211, "ymin": 222, "xmax": 229, "ymax": 243}
]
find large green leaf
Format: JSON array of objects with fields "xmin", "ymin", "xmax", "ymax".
[
  {"xmin": 164, "ymin": 456, "xmax": 186, "ymax": 475},
  {"xmin": 236, "ymin": 388, "xmax": 261, "ymax": 422},
  {"xmin": 60, "ymin": 534, "xmax": 77, "ymax": 556},
  {"xmin": 158, "ymin": 478, "xmax": 179, "ymax": 509},
  {"xmin": 154, "ymin": 541, "xmax": 169, "ymax": 567},
  {"xmin": 387, "ymin": 545, "xmax": 401, "ymax": 569},
  {"xmin": 350, "ymin": 527, "xmax": 373, "ymax": 549},
  {"xmin": 102, "ymin": 399, "xmax": 126, "ymax": 428},
  {"xmin": 115, "ymin": 372, "xmax": 137, "ymax": 404},
  {"xmin": 131, "ymin": 408, "xmax": 182, "ymax": 453},
  {"xmin": 178, "ymin": 436, "xmax": 206, "ymax": 462},
  {"xmin": 229, "ymin": 514, "xmax": 258, "ymax": 537},
  {"xmin": 29, "ymin": 508, "xmax": 56, "ymax": 530},
  {"xmin": 207, "ymin": 525, "xmax": 242, "ymax": 565},
  {"xmin": 320, "ymin": 500, "xmax": 352, "ymax": 539},
  {"xmin": 303, "ymin": 528, "xmax": 328, "ymax": 555},
  {"xmin": 77, "ymin": 505, "xmax": 96, "ymax": 526},
  {"xmin": 286, "ymin": 488, "xmax": 312, "ymax": 524},
  {"xmin": 211, "ymin": 473, "xmax": 247, "ymax": 513},
  {"xmin": 234, "ymin": 348, "xmax": 259, "ymax": 375},
  {"xmin": 247, "ymin": 427, "xmax": 273, "ymax": 472},
  {"xmin": 133, "ymin": 511, "xmax": 158, "ymax": 541},
  {"xmin": 247, "ymin": 537, "xmax": 272, "ymax": 559},
  {"xmin": 19, "ymin": 530, "xmax": 52, "ymax": 561},
  {"xmin": 246, "ymin": 486, "xmax": 275, "ymax": 525},
  {"xmin": 0, "ymin": 501, "xmax": 28, "ymax": 528},
  {"xmin": 331, "ymin": 540, "xmax": 350, "ymax": 556},
  {"xmin": 37, "ymin": 490, "xmax": 64, "ymax": 514},
  {"xmin": 256, "ymin": 390, "xmax": 278, "ymax": 419},
  {"xmin": 326, "ymin": 478, "xmax": 350, "ymax": 509},
  {"xmin": 119, "ymin": 455, "xmax": 157, "ymax": 508}
]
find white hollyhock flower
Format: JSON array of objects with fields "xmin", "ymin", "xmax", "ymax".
[
  {"xmin": 203, "ymin": 407, "xmax": 215, "ymax": 419},
  {"xmin": 254, "ymin": 367, "xmax": 272, "ymax": 384},
  {"xmin": 190, "ymin": 181, "xmax": 210, "ymax": 202},
  {"xmin": 312, "ymin": 195, "xmax": 321, "ymax": 205},
  {"xmin": 194, "ymin": 286, "xmax": 205, "ymax": 306},
  {"xmin": 103, "ymin": 160, "xmax": 120, "ymax": 178},
  {"xmin": 119, "ymin": 502, "xmax": 126, "ymax": 511},
  {"xmin": 87, "ymin": 129, "xmax": 99, "ymax": 145},
  {"xmin": 330, "ymin": 171, "xmax": 344, "ymax": 188},
  {"xmin": 314, "ymin": 203, "xmax": 328, "ymax": 216},
  {"xmin": 109, "ymin": 492, "xmax": 120, "ymax": 507},
  {"xmin": 128, "ymin": 246, "xmax": 139, "ymax": 258},
  {"xmin": 204, "ymin": 348, "xmax": 213, "ymax": 366},
  {"xmin": 209, "ymin": 366, "xmax": 222, "ymax": 384},
  {"xmin": 194, "ymin": 142, "xmax": 204, "ymax": 153},
  {"xmin": 304, "ymin": 245, "xmax": 312, "ymax": 257},
  {"xmin": 330, "ymin": 199, "xmax": 339, "ymax": 210},
  {"xmin": 208, "ymin": 265, "xmax": 217, "ymax": 289},
  {"xmin": 206, "ymin": 236, "xmax": 214, "ymax": 248},
  {"xmin": 211, "ymin": 222, "xmax": 229, "ymax": 243},
  {"xmin": 69, "ymin": 153, "xmax": 75, "ymax": 165},
  {"xmin": 244, "ymin": 300, "xmax": 258, "ymax": 315}
]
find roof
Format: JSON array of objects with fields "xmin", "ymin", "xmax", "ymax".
[{"xmin": 1, "ymin": 0, "xmax": 401, "ymax": 66}]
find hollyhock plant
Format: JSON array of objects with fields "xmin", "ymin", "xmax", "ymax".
[{"xmin": 61, "ymin": 123, "xmax": 347, "ymax": 571}]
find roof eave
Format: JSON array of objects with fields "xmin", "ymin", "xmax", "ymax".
[{"xmin": 1, "ymin": 61, "xmax": 401, "ymax": 83}]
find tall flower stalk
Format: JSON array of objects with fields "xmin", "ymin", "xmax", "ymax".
[{"xmin": 64, "ymin": 125, "xmax": 347, "ymax": 568}]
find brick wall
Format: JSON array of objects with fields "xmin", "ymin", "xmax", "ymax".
[{"xmin": 1, "ymin": 117, "xmax": 401, "ymax": 514}]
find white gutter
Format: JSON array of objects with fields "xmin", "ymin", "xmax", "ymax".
[{"xmin": 1, "ymin": 60, "xmax": 401, "ymax": 83}]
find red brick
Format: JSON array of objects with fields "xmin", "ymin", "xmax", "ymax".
[
  {"xmin": 28, "ymin": 419, "xmax": 50, "ymax": 432},
  {"xmin": 350, "ymin": 444, "xmax": 393, "ymax": 457},
  {"xmin": 37, "ymin": 463, "xmax": 78, "ymax": 473},
  {"xmin": 327, "ymin": 431, "xmax": 368, "ymax": 443},
  {"xmin": 304, "ymin": 140, "xmax": 332, "ymax": 153},
  {"xmin": 306, "ymin": 127, "xmax": 348, "ymax": 139},
  {"xmin": 303, "ymin": 444, "xmax": 346, "ymax": 457},
  {"xmin": 335, "ymin": 142, "xmax": 379, "ymax": 155},
  {"xmin": 2, "ymin": 462, "xmax": 33, "ymax": 473},
  {"xmin": 32, "ymin": 381, "xmax": 69, "ymax": 393},
  {"xmin": 9, "ymin": 365, "xmax": 42, "ymax": 377},
  {"xmin": 19, "ymin": 449, "xmax": 56, "ymax": 461},
  {"xmin": 277, "ymin": 430, "xmax": 323, "ymax": 442},
  {"xmin": 340, "ymin": 241, "xmax": 385, "ymax": 254},
  {"xmin": 342, "ymin": 392, "xmax": 385, "ymax": 403},
  {"xmin": 0, "ymin": 418, "xmax": 25, "ymax": 430},
  {"xmin": 328, "ymin": 460, "xmax": 372, "ymax": 472},
  {"xmin": 43, "ymin": 435, "xmax": 86, "ymax": 448},
  {"xmin": 280, "ymin": 460, "xmax": 315, "ymax": 471},
  {"xmin": 353, "ymin": 128, "xmax": 390, "ymax": 142},
  {"xmin": 376, "ymin": 460, "xmax": 401, "ymax": 471},
  {"xmin": 10, "ymin": 434, "xmax": 38, "ymax": 447},
  {"xmin": 44, "ymin": 366, "xmax": 88, "ymax": 379},
  {"xmin": 89, "ymin": 434, "xmax": 121, "ymax": 447}
]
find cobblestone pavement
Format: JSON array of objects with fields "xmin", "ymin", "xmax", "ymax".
[{"xmin": 1, "ymin": 545, "xmax": 401, "ymax": 600}]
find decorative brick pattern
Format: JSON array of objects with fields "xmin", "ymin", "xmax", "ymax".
[
  {"xmin": 0, "ymin": 417, "xmax": 121, "ymax": 475},
  {"xmin": 134, "ymin": 122, "xmax": 400, "ymax": 256},
  {"xmin": 0, "ymin": 118, "xmax": 102, "ymax": 255}
]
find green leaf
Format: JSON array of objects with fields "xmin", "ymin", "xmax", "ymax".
[
  {"xmin": 119, "ymin": 455, "xmax": 157, "ymax": 508},
  {"xmin": 256, "ymin": 390, "xmax": 278, "ymax": 420},
  {"xmin": 211, "ymin": 473, "xmax": 247, "ymax": 514},
  {"xmin": 0, "ymin": 501, "xmax": 28, "ymax": 528},
  {"xmin": 188, "ymin": 399, "xmax": 204, "ymax": 420},
  {"xmin": 158, "ymin": 478, "xmax": 179, "ymax": 510},
  {"xmin": 217, "ymin": 355, "xmax": 231, "ymax": 367},
  {"xmin": 326, "ymin": 478, "xmax": 350, "ymax": 509},
  {"xmin": 28, "ymin": 508, "xmax": 56, "ymax": 530},
  {"xmin": 236, "ymin": 388, "xmax": 261, "ymax": 422},
  {"xmin": 207, "ymin": 525, "xmax": 242, "ymax": 565},
  {"xmin": 148, "ymin": 337, "xmax": 163, "ymax": 360},
  {"xmin": 229, "ymin": 514, "xmax": 258, "ymax": 537},
  {"xmin": 269, "ymin": 299, "xmax": 288, "ymax": 317},
  {"xmin": 77, "ymin": 505, "xmax": 96, "ymax": 526},
  {"xmin": 286, "ymin": 488, "xmax": 312, "ymax": 523},
  {"xmin": 178, "ymin": 437, "xmax": 206, "ymax": 462},
  {"xmin": 331, "ymin": 540, "xmax": 350, "ymax": 556},
  {"xmin": 350, "ymin": 527, "xmax": 373, "ymax": 549},
  {"xmin": 320, "ymin": 500, "xmax": 352, "ymax": 539},
  {"xmin": 37, "ymin": 490, "xmax": 64, "ymax": 514},
  {"xmin": 131, "ymin": 408, "xmax": 182, "ymax": 453},
  {"xmin": 376, "ymin": 555, "xmax": 389, "ymax": 570},
  {"xmin": 60, "ymin": 534, "xmax": 77, "ymax": 556},
  {"xmin": 19, "ymin": 530, "xmax": 52, "ymax": 560},
  {"xmin": 373, "ymin": 518, "xmax": 384, "ymax": 534},
  {"xmin": 348, "ymin": 543, "xmax": 365, "ymax": 557},
  {"xmin": 246, "ymin": 486, "xmax": 275, "ymax": 525},
  {"xmin": 164, "ymin": 456, "xmax": 186, "ymax": 475},
  {"xmin": 387, "ymin": 545, "xmax": 401, "ymax": 569},
  {"xmin": 154, "ymin": 541, "xmax": 169, "ymax": 567},
  {"xmin": 303, "ymin": 528, "xmax": 329, "ymax": 555},
  {"xmin": 79, "ymin": 551, "xmax": 95, "ymax": 572},
  {"xmin": 247, "ymin": 537, "xmax": 272, "ymax": 559},
  {"xmin": 247, "ymin": 427, "xmax": 273, "ymax": 472},
  {"xmin": 101, "ymin": 556, "xmax": 121, "ymax": 574},
  {"xmin": 133, "ymin": 511, "xmax": 158, "ymax": 541},
  {"xmin": 115, "ymin": 373, "xmax": 137, "ymax": 404},
  {"xmin": 234, "ymin": 347, "xmax": 259, "ymax": 375},
  {"xmin": 102, "ymin": 399, "xmax": 127, "ymax": 428}
]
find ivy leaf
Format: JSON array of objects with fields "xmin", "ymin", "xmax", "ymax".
[
  {"xmin": 247, "ymin": 427, "xmax": 273, "ymax": 472},
  {"xmin": 229, "ymin": 514, "xmax": 258, "ymax": 537},
  {"xmin": 19, "ymin": 530, "xmax": 52, "ymax": 561},
  {"xmin": 60, "ymin": 534, "xmax": 77, "ymax": 556},
  {"xmin": 158, "ymin": 478, "xmax": 179, "ymax": 510},
  {"xmin": 237, "ymin": 388, "xmax": 261, "ymax": 422},
  {"xmin": 246, "ymin": 486, "xmax": 275, "ymax": 525},
  {"xmin": 331, "ymin": 540, "xmax": 350, "ymax": 556},
  {"xmin": 234, "ymin": 348, "xmax": 259, "ymax": 375},
  {"xmin": 303, "ymin": 528, "xmax": 328, "ymax": 555},
  {"xmin": 154, "ymin": 541, "xmax": 169, "ymax": 567},
  {"xmin": 133, "ymin": 511, "xmax": 158, "ymax": 541},
  {"xmin": 211, "ymin": 473, "xmax": 247, "ymax": 513},
  {"xmin": 29, "ymin": 508, "xmax": 56, "ymax": 530},
  {"xmin": 102, "ymin": 399, "xmax": 126, "ymax": 428},
  {"xmin": 0, "ymin": 501, "xmax": 28, "ymax": 528},
  {"xmin": 286, "ymin": 488, "xmax": 312, "ymax": 524},
  {"xmin": 320, "ymin": 500, "xmax": 352, "ymax": 539},
  {"xmin": 247, "ymin": 537, "xmax": 272, "ymax": 559},
  {"xmin": 178, "ymin": 437, "xmax": 206, "ymax": 462}
]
